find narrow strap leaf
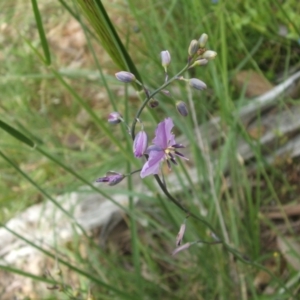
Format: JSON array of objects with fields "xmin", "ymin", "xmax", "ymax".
[
  {"xmin": 76, "ymin": 0, "xmax": 142, "ymax": 84},
  {"xmin": 0, "ymin": 120, "xmax": 35, "ymax": 148},
  {"xmin": 31, "ymin": 0, "xmax": 51, "ymax": 65}
]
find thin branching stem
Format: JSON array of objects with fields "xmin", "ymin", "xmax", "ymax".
[{"xmin": 130, "ymin": 64, "xmax": 189, "ymax": 139}]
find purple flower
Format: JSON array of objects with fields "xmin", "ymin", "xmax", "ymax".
[
  {"xmin": 96, "ymin": 171, "xmax": 125, "ymax": 186},
  {"xmin": 189, "ymin": 78, "xmax": 207, "ymax": 90},
  {"xmin": 176, "ymin": 223, "xmax": 186, "ymax": 246},
  {"xmin": 140, "ymin": 118, "xmax": 187, "ymax": 178},
  {"xmin": 160, "ymin": 50, "xmax": 171, "ymax": 72},
  {"xmin": 108, "ymin": 112, "xmax": 122, "ymax": 124},
  {"xmin": 176, "ymin": 101, "xmax": 188, "ymax": 117},
  {"xmin": 133, "ymin": 131, "xmax": 148, "ymax": 158},
  {"xmin": 172, "ymin": 242, "xmax": 191, "ymax": 256},
  {"xmin": 188, "ymin": 39, "xmax": 200, "ymax": 57},
  {"xmin": 115, "ymin": 71, "xmax": 136, "ymax": 83}
]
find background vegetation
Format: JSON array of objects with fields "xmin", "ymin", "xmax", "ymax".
[{"xmin": 1, "ymin": 0, "xmax": 300, "ymax": 299}]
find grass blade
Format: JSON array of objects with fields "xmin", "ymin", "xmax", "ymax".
[
  {"xmin": 75, "ymin": 0, "xmax": 142, "ymax": 85},
  {"xmin": 30, "ymin": 0, "xmax": 51, "ymax": 65},
  {"xmin": 0, "ymin": 119, "xmax": 35, "ymax": 148}
]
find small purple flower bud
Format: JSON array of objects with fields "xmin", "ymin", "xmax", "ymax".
[
  {"xmin": 188, "ymin": 40, "xmax": 200, "ymax": 57},
  {"xmin": 160, "ymin": 50, "xmax": 171, "ymax": 71},
  {"xmin": 189, "ymin": 78, "xmax": 207, "ymax": 90},
  {"xmin": 198, "ymin": 33, "xmax": 208, "ymax": 48},
  {"xmin": 189, "ymin": 59, "xmax": 208, "ymax": 69},
  {"xmin": 202, "ymin": 50, "xmax": 217, "ymax": 60},
  {"xmin": 176, "ymin": 101, "xmax": 188, "ymax": 117},
  {"xmin": 148, "ymin": 98, "xmax": 159, "ymax": 108},
  {"xmin": 176, "ymin": 223, "xmax": 186, "ymax": 246},
  {"xmin": 133, "ymin": 131, "xmax": 148, "ymax": 158},
  {"xmin": 108, "ymin": 112, "xmax": 123, "ymax": 124},
  {"xmin": 96, "ymin": 171, "xmax": 125, "ymax": 186},
  {"xmin": 115, "ymin": 71, "xmax": 136, "ymax": 83},
  {"xmin": 172, "ymin": 242, "xmax": 191, "ymax": 256},
  {"xmin": 161, "ymin": 90, "xmax": 171, "ymax": 97}
]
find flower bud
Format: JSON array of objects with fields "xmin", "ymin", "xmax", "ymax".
[
  {"xmin": 115, "ymin": 71, "xmax": 136, "ymax": 83},
  {"xmin": 148, "ymin": 98, "xmax": 159, "ymax": 108},
  {"xmin": 176, "ymin": 223, "xmax": 186, "ymax": 246},
  {"xmin": 108, "ymin": 112, "xmax": 123, "ymax": 124},
  {"xmin": 188, "ymin": 40, "xmax": 200, "ymax": 57},
  {"xmin": 160, "ymin": 50, "xmax": 171, "ymax": 71},
  {"xmin": 161, "ymin": 89, "xmax": 171, "ymax": 97},
  {"xmin": 133, "ymin": 131, "xmax": 148, "ymax": 158},
  {"xmin": 189, "ymin": 78, "xmax": 207, "ymax": 90},
  {"xmin": 96, "ymin": 171, "xmax": 125, "ymax": 186},
  {"xmin": 189, "ymin": 59, "xmax": 208, "ymax": 68},
  {"xmin": 202, "ymin": 50, "xmax": 217, "ymax": 60},
  {"xmin": 176, "ymin": 101, "xmax": 188, "ymax": 117},
  {"xmin": 198, "ymin": 33, "xmax": 208, "ymax": 48},
  {"xmin": 172, "ymin": 242, "xmax": 191, "ymax": 256}
]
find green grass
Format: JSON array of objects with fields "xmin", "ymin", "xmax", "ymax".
[{"xmin": 1, "ymin": 0, "xmax": 300, "ymax": 299}]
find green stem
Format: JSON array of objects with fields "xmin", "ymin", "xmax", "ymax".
[
  {"xmin": 130, "ymin": 63, "xmax": 189, "ymax": 139},
  {"xmin": 154, "ymin": 174, "xmax": 217, "ymax": 234}
]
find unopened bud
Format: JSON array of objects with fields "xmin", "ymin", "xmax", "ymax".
[
  {"xmin": 189, "ymin": 59, "xmax": 208, "ymax": 68},
  {"xmin": 148, "ymin": 99, "xmax": 159, "ymax": 108},
  {"xmin": 199, "ymin": 33, "xmax": 208, "ymax": 48},
  {"xmin": 172, "ymin": 242, "xmax": 191, "ymax": 256},
  {"xmin": 176, "ymin": 223, "xmax": 186, "ymax": 246},
  {"xmin": 96, "ymin": 171, "xmax": 125, "ymax": 186},
  {"xmin": 160, "ymin": 50, "xmax": 171, "ymax": 71},
  {"xmin": 133, "ymin": 131, "xmax": 148, "ymax": 158},
  {"xmin": 108, "ymin": 112, "xmax": 123, "ymax": 124},
  {"xmin": 202, "ymin": 50, "xmax": 217, "ymax": 60},
  {"xmin": 176, "ymin": 101, "xmax": 188, "ymax": 117},
  {"xmin": 161, "ymin": 89, "xmax": 171, "ymax": 97},
  {"xmin": 188, "ymin": 40, "xmax": 200, "ymax": 57},
  {"xmin": 189, "ymin": 78, "xmax": 207, "ymax": 90},
  {"xmin": 115, "ymin": 71, "xmax": 136, "ymax": 83}
]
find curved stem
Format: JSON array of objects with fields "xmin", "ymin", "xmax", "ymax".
[
  {"xmin": 130, "ymin": 64, "xmax": 189, "ymax": 139},
  {"xmin": 154, "ymin": 174, "xmax": 218, "ymax": 235}
]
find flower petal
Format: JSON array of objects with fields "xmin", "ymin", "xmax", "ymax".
[
  {"xmin": 140, "ymin": 150, "xmax": 165, "ymax": 178},
  {"xmin": 152, "ymin": 117, "xmax": 175, "ymax": 148},
  {"xmin": 96, "ymin": 171, "xmax": 125, "ymax": 186},
  {"xmin": 133, "ymin": 131, "xmax": 148, "ymax": 158}
]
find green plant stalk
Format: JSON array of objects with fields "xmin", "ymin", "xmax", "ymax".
[
  {"xmin": 30, "ymin": 0, "xmax": 51, "ymax": 65},
  {"xmin": 0, "ymin": 264, "xmax": 57, "ymax": 286},
  {"xmin": 124, "ymin": 81, "xmax": 142, "ymax": 293},
  {"xmin": 130, "ymin": 63, "xmax": 189, "ymax": 139},
  {"xmin": 0, "ymin": 119, "xmax": 35, "ymax": 147}
]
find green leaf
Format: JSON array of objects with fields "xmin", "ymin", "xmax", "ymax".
[
  {"xmin": 75, "ymin": 0, "xmax": 142, "ymax": 85},
  {"xmin": 30, "ymin": 0, "xmax": 51, "ymax": 65},
  {"xmin": 0, "ymin": 119, "xmax": 35, "ymax": 148}
]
